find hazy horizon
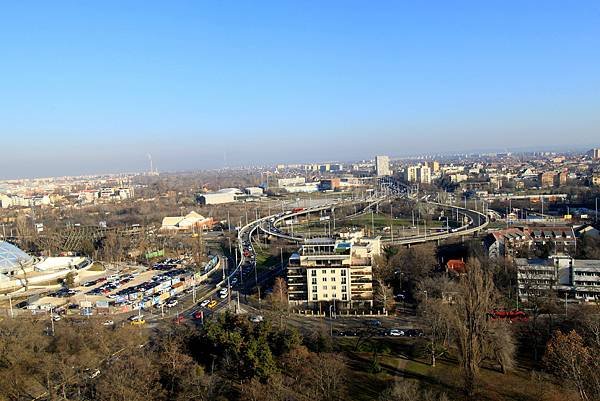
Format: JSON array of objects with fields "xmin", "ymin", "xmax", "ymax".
[{"xmin": 1, "ymin": 1, "xmax": 599, "ymax": 178}]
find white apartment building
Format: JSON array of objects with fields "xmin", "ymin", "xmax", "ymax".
[
  {"xmin": 287, "ymin": 237, "xmax": 380, "ymax": 310},
  {"xmin": 517, "ymin": 255, "xmax": 600, "ymax": 302}
]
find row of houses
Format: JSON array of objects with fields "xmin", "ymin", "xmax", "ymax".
[{"xmin": 484, "ymin": 225, "xmax": 580, "ymax": 258}]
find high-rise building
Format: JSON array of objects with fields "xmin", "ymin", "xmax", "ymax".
[
  {"xmin": 404, "ymin": 164, "xmax": 431, "ymax": 184},
  {"xmin": 591, "ymin": 148, "xmax": 600, "ymax": 159},
  {"xmin": 417, "ymin": 165, "xmax": 431, "ymax": 184},
  {"xmin": 375, "ymin": 155, "xmax": 390, "ymax": 176},
  {"xmin": 432, "ymin": 161, "xmax": 440, "ymax": 172}
]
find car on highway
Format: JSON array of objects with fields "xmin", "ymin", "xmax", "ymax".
[
  {"xmin": 199, "ymin": 299, "xmax": 210, "ymax": 308},
  {"xmin": 102, "ymin": 320, "xmax": 114, "ymax": 326},
  {"xmin": 193, "ymin": 311, "xmax": 203, "ymax": 320},
  {"xmin": 207, "ymin": 300, "xmax": 218, "ymax": 309}
]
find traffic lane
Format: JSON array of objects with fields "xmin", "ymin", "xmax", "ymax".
[{"xmin": 283, "ymin": 313, "xmax": 421, "ymax": 334}]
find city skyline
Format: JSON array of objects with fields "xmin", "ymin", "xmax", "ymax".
[{"xmin": 1, "ymin": 1, "xmax": 600, "ymax": 177}]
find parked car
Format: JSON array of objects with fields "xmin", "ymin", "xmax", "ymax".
[
  {"xmin": 166, "ymin": 300, "xmax": 178, "ymax": 308},
  {"xmin": 389, "ymin": 329, "xmax": 405, "ymax": 337},
  {"xmin": 102, "ymin": 320, "xmax": 114, "ymax": 326},
  {"xmin": 249, "ymin": 315, "xmax": 263, "ymax": 323}
]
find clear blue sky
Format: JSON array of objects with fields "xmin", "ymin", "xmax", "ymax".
[{"xmin": 1, "ymin": 1, "xmax": 599, "ymax": 178}]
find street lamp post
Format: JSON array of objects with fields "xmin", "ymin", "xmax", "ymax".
[{"xmin": 329, "ymin": 305, "xmax": 334, "ymax": 336}]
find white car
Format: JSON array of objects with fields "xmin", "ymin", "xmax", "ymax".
[
  {"xmin": 51, "ymin": 315, "xmax": 61, "ymax": 322},
  {"xmin": 219, "ymin": 292, "xmax": 228, "ymax": 299},
  {"xmin": 389, "ymin": 329, "xmax": 404, "ymax": 337},
  {"xmin": 128, "ymin": 314, "xmax": 144, "ymax": 322},
  {"xmin": 166, "ymin": 300, "xmax": 178, "ymax": 308},
  {"xmin": 199, "ymin": 299, "xmax": 210, "ymax": 308},
  {"xmin": 102, "ymin": 320, "xmax": 114, "ymax": 326},
  {"xmin": 249, "ymin": 315, "xmax": 263, "ymax": 323}
]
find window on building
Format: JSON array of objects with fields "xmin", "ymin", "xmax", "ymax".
[
  {"xmin": 331, "ymin": 269, "xmax": 335, "ymax": 274},
  {"xmin": 323, "ymin": 294, "xmax": 328, "ymax": 298},
  {"xmin": 312, "ymin": 278, "xmax": 317, "ymax": 284},
  {"xmin": 312, "ymin": 294, "xmax": 317, "ymax": 301},
  {"xmin": 342, "ymin": 286, "xmax": 347, "ymax": 292},
  {"xmin": 341, "ymin": 278, "xmax": 347, "ymax": 284},
  {"xmin": 331, "ymin": 277, "xmax": 336, "ymax": 282},
  {"xmin": 311, "ymin": 270, "xmax": 316, "ymax": 277},
  {"xmin": 332, "ymin": 293, "xmax": 337, "ymax": 298},
  {"xmin": 323, "ymin": 286, "xmax": 327, "ymax": 290},
  {"xmin": 341, "ymin": 270, "xmax": 347, "ymax": 276},
  {"xmin": 312, "ymin": 286, "xmax": 317, "ymax": 292},
  {"xmin": 332, "ymin": 286, "xmax": 336, "ymax": 290},
  {"xmin": 342, "ymin": 294, "xmax": 347, "ymax": 301},
  {"xmin": 322, "ymin": 277, "xmax": 327, "ymax": 282},
  {"xmin": 322, "ymin": 269, "xmax": 326, "ymax": 274}
]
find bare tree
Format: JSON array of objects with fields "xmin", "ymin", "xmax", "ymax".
[
  {"xmin": 450, "ymin": 259, "xmax": 497, "ymax": 399},
  {"xmin": 420, "ymin": 297, "xmax": 452, "ymax": 367},
  {"xmin": 545, "ymin": 330, "xmax": 600, "ymax": 401},
  {"xmin": 269, "ymin": 277, "xmax": 288, "ymax": 329}
]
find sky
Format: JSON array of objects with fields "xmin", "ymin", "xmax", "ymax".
[{"xmin": 1, "ymin": 1, "xmax": 600, "ymax": 178}]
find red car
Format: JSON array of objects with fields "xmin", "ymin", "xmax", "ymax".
[{"xmin": 193, "ymin": 311, "xmax": 203, "ymax": 320}]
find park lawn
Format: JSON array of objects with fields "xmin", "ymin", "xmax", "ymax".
[
  {"xmin": 373, "ymin": 353, "xmax": 578, "ymax": 401},
  {"xmin": 344, "ymin": 213, "xmax": 444, "ymax": 229}
]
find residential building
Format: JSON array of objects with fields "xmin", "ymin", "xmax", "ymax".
[
  {"xmin": 539, "ymin": 172, "xmax": 555, "ymax": 188},
  {"xmin": 484, "ymin": 228, "xmax": 532, "ymax": 258},
  {"xmin": 417, "ymin": 164, "xmax": 431, "ymax": 184},
  {"xmin": 588, "ymin": 148, "xmax": 600, "ymax": 159},
  {"xmin": 555, "ymin": 171, "xmax": 568, "ymax": 186},
  {"xmin": 485, "ymin": 226, "xmax": 577, "ymax": 258},
  {"xmin": 404, "ymin": 164, "xmax": 431, "ymax": 184},
  {"xmin": 592, "ymin": 173, "xmax": 600, "ymax": 187},
  {"xmin": 517, "ymin": 255, "xmax": 600, "ymax": 301},
  {"xmin": 287, "ymin": 237, "xmax": 380, "ymax": 310},
  {"xmin": 375, "ymin": 155, "xmax": 391, "ymax": 176}
]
